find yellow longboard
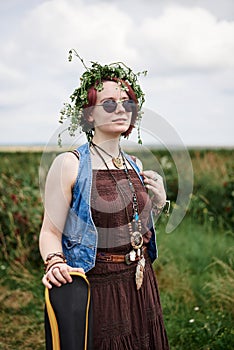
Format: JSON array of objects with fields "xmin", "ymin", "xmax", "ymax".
[{"xmin": 45, "ymin": 272, "xmax": 92, "ymax": 350}]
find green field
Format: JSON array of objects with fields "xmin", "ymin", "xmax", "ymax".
[{"xmin": 0, "ymin": 149, "xmax": 233, "ymax": 349}]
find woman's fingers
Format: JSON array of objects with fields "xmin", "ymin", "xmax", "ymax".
[
  {"xmin": 68, "ymin": 266, "xmax": 85, "ymax": 274},
  {"xmin": 42, "ymin": 264, "xmax": 85, "ymax": 288},
  {"xmin": 42, "ymin": 274, "xmax": 53, "ymax": 289},
  {"xmin": 141, "ymin": 170, "xmax": 167, "ymax": 205},
  {"xmin": 141, "ymin": 170, "xmax": 163, "ymax": 184},
  {"xmin": 59, "ymin": 264, "xmax": 73, "ymax": 283},
  {"xmin": 52, "ymin": 265, "xmax": 69, "ymax": 284}
]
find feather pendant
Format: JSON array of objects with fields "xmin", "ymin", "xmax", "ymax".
[{"xmin": 135, "ymin": 256, "xmax": 145, "ymax": 290}]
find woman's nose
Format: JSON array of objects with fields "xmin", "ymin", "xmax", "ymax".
[{"xmin": 115, "ymin": 101, "xmax": 125, "ymax": 113}]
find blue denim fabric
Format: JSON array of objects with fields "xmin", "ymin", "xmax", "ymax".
[{"xmin": 62, "ymin": 143, "xmax": 157, "ymax": 272}]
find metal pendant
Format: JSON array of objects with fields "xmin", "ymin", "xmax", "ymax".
[
  {"xmin": 112, "ymin": 157, "xmax": 123, "ymax": 169},
  {"xmin": 125, "ymin": 250, "xmax": 137, "ymax": 265},
  {"xmin": 131, "ymin": 231, "xmax": 143, "ymax": 250},
  {"xmin": 129, "ymin": 250, "xmax": 136, "ymax": 262},
  {"xmin": 135, "ymin": 256, "xmax": 145, "ymax": 290}
]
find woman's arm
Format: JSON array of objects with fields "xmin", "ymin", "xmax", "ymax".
[{"xmin": 39, "ymin": 152, "xmax": 84, "ymax": 289}]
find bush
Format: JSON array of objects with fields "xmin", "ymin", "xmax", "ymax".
[
  {"xmin": 0, "ymin": 148, "xmax": 233, "ymax": 349},
  {"xmin": 0, "ymin": 149, "xmax": 233, "ymax": 264},
  {"xmin": 0, "ymin": 152, "xmax": 43, "ymax": 265}
]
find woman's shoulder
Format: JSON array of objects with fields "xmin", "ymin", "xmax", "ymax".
[
  {"xmin": 47, "ymin": 151, "xmax": 80, "ymax": 186},
  {"xmin": 53, "ymin": 151, "xmax": 80, "ymax": 167}
]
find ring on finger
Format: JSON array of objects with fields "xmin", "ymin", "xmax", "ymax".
[{"xmin": 51, "ymin": 266, "xmax": 60, "ymax": 274}]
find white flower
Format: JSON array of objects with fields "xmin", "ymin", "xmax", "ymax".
[
  {"xmin": 189, "ymin": 319, "xmax": 195, "ymax": 323},
  {"xmin": 194, "ymin": 306, "xmax": 199, "ymax": 311}
]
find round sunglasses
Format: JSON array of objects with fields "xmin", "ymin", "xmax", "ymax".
[{"xmin": 97, "ymin": 99, "xmax": 136, "ymax": 113}]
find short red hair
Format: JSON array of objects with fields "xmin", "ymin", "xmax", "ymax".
[{"xmin": 81, "ymin": 79, "xmax": 138, "ymax": 137}]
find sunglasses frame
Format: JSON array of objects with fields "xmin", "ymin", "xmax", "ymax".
[{"xmin": 96, "ymin": 99, "xmax": 136, "ymax": 113}]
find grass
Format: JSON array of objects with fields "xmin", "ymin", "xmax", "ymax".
[
  {"xmin": 0, "ymin": 149, "xmax": 233, "ymax": 349},
  {"xmin": 0, "ymin": 218, "xmax": 233, "ymax": 349},
  {"xmin": 155, "ymin": 218, "xmax": 234, "ymax": 349},
  {"xmin": 0, "ymin": 263, "xmax": 44, "ymax": 350}
]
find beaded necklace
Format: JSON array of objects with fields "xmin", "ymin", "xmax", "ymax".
[{"xmin": 91, "ymin": 142, "xmax": 146, "ymax": 289}]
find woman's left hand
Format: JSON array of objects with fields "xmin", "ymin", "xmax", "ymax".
[{"xmin": 140, "ymin": 170, "xmax": 167, "ymax": 207}]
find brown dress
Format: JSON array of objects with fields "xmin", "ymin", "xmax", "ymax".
[{"xmin": 86, "ymin": 169, "xmax": 169, "ymax": 350}]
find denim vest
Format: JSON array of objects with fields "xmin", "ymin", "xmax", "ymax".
[{"xmin": 62, "ymin": 143, "xmax": 157, "ymax": 273}]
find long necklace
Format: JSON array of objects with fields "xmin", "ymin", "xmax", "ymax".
[
  {"xmin": 91, "ymin": 142, "xmax": 145, "ymax": 289},
  {"xmin": 90, "ymin": 141, "xmax": 123, "ymax": 169},
  {"xmin": 120, "ymin": 151, "xmax": 143, "ymax": 249}
]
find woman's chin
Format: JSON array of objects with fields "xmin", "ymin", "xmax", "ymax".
[{"xmin": 96, "ymin": 124, "xmax": 130, "ymax": 136}]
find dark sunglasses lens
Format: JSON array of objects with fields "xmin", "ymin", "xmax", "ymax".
[
  {"xmin": 102, "ymin": 100, "xmax": 117, "ymax": 113},
  {"xmin": 123, "ymin": 100, "xmax": 136, "ymax": 112}
]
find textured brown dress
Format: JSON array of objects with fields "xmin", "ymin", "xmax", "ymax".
[{"xmin": 86, "ymin": 169, "xmax": 169, "ymax": 350}]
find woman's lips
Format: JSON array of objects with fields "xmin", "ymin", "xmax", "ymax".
[{"xmin": 112, "ymin": 118, "xmax": 128, "ymax": 122}]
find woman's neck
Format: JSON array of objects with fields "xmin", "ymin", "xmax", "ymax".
[{"xmin": 91, "ymin": 135, "xmax": 121, "ymax": 156}]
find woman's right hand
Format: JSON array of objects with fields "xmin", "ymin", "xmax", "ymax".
[{"xmin": 42, "ymin": 263, "xmax": 85, "ymax": 289}]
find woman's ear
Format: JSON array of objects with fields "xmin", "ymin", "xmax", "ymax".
[{"xmin": 87, "ymin": 114, "xmax": 94, "ymax": 123}]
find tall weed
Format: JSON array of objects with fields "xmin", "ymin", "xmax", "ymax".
[
  {"xmin": 0, "ymin": 152, "xmax": 43, "ymax": 265},
  {"xmin": 0, "ymin": 149, "xmax": 233, "ymax": 349},
  {"xmin": 156, "ymin": 218, "xmax": 234, "ymax": 349}
]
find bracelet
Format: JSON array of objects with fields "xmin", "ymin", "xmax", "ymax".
[
  {"xmin": 45, "ymin": 252, "xmax": 65, "ymax": 262},
  {"xmin": 152, "ymin": 200, "xmax": 170, "ymax": 216},
  {"xmin": 44, "ymin": 252, "xmax": 66, "ymax": 272},
  {"xmin": 44, "ymin": 258, "xmax": 67, "ymax": 273}
]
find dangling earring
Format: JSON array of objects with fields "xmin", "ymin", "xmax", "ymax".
[
  {"xmin": 86, "ymin": 129, "xmax": 93, "ymax": 142},
  {"xmin": 137, "ymin": 113, "xmax": 143, "ymax": 145},
  {"xmin": 84, "ymin": 113, "xmax": 94, "ymax": 142}
]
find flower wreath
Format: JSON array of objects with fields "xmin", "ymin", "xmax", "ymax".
[{"xmin": 58, "ymin": 49, "xmax": 147, "ymax": 146}]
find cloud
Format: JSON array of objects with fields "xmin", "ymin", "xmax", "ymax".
[
  {"xmin": 0, "ymin": 0, "xmax": 136, "ymax": 111},
  {"xmin": 2, "ymin": 2, "xmax": 234, "ymax": 78},
  {"xmin": 133, "ymin": 5, "xmax": 234, "ymax": 73},
  {"xmin": 14, "ymin": 0, "xmax": 136, "ymax": 63},
  {"xmin": 0, "ymin": 0, "xmax": 233, "ymax": 145}
]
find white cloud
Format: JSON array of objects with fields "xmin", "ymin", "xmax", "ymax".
[
  {"xmin": 134, "ymin": 5, "xmax": 234, "ymax": 72},
  {"xmin": 14, "ymin": 0, "xmax": 136, "ymax": 63},
  {"xmin": 0, "ymin": 0, "xmax": 137, "ymax": 123},
  {"xmin": 0, "ymin": 0, "xmax": 233, "ymax": 146}
]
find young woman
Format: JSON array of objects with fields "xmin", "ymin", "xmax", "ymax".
[{"xmin": 39, "ymin": 53, "xmax": 170, "ymax": 349}]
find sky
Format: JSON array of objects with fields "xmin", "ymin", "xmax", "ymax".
[{"xmin": 0, "ymin": 0, "xmax": 234, "ymax": 147}]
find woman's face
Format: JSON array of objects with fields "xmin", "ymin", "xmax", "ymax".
[{"xmin": 88, "ymin": 81, "xmax": 133, "ymax": 137}]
